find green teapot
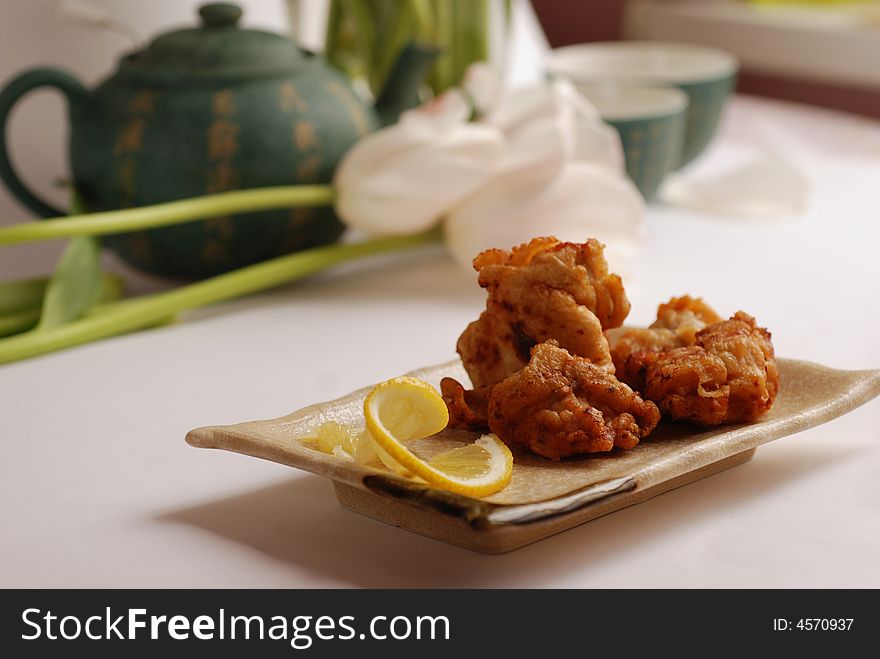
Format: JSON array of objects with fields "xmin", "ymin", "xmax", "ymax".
[{"xmin": 0, "ymin": 2, "xmax": 436, "ymax": 278}]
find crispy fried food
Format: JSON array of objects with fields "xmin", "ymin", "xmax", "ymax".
[
  {"xmin": 445, "ymin": 230, "xmax": 781, "ymax": 462},
  {"xmin": 654, "ymin": 295, "xmax": 723, "ymax": 342},
  {"xmin": 440, "ymin": 377, "xmax": 490, "ymax": 430},
  {"xmin": 620, "ymin": 311, "xmax": 779, "ymax": 425},
  {"xmin": 486, "ymin": 342, "xmax": 660, "ymax": 460},
  {"xmin": 606, "ymin": 295, "xmax": 722, "ymax": 390},
  {"xmin": 458, "ymin": 237, "xmax": 630, "ymax": 389}
]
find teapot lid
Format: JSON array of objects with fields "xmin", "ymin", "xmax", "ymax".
[{"xmin": 118, "ymin": 2, "xmax": 308, "ymax": 82}]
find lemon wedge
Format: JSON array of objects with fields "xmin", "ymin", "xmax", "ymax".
[
  {"xmin": 424, "ymin": 435, "xmax": 513, "ymax": 497},
  {"xmin": 305, "ymin": 421, "xmax": 370, "ymax": 463},
  {"xmin": 314, "ymin": 421, "xmax": 355, "ymax": 455},
  {"xmin": 363, "ymin": 377, "xmax": 513, "ymax": 497}
]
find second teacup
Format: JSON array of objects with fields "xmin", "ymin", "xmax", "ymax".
[
  {"xmin": 576, "ymin": 83, "xmax": 688, "ymax": 201},
  {"xmin": 548, "ymin": 42, "xmax": 738, "ymax": 167}
]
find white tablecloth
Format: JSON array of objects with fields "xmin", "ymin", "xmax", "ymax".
[{"xmin": 1, "ymin": 96, "xmax": 879, "ymax": 587}]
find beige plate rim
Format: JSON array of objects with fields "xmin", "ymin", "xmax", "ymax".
[{"xmin": 186, "ymin": 358, "xmax": 880, "ymax": 528}]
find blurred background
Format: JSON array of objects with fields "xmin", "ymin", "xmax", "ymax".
[
  {"xmin": 0, "ymin": 0, "xmax": 294, "ymax": 282},
  {"xmin": 535, "ymin": 0, "xmax": 880, "ymax": 116},
  {"xmin": 2, "ymin": 0, "xmax": 880, "ymax": 282},
  {"xmin": 2, "ymin": 0, "xmax": 879, "ymax": 589}
]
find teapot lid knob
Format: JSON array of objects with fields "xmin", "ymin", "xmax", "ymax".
[{"xmin": 198, "ymin": 2, "xmax": 242, "ymax": 29}]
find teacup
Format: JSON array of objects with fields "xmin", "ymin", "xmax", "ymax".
[
  {"xmin": 547, "ymin": 41, "xmax": 738, "ymax": 166},
  {"xmin": 577, "ymin": 83, "xmax": 688, "ymax": 201}
]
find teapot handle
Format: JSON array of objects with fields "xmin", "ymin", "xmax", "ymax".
[{"xmin": 0, "ymin": 68, "xmax": 87, "ymax": 218}]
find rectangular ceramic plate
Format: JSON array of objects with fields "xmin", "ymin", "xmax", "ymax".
[{"xmin": 186, "ymin": 359, "xmax": 880, "ymax": 553}]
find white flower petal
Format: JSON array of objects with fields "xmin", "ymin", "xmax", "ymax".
[
  {"xmin": 496, "ymin": 113, "xmax": 568, "ymax": 185},
  {"xmin": 399, "ymin": 88, "xmax": 473, "ymax": 128},
  {"xmin": 335, "ymin": 124, "xmax": 504, "ymax": 234},
  {"xmin": 334, "ymin": 87, "xmax": 505, "ymax": 235},
  {"xmin": 445, "ymin": 162, "xmax": 645, "ymax": 276},
  {"xmin": 556, "ymin": 80, "xmax": 625, "ymax": 172},
  {"xmin": 555, "ymin": 78, "xmax": 601, "ymax": 122},
  {"xmin": 333, "ymin": 64, "xmax": 631, "ymax": 245},
  {"xmin": 462, "ymin": 63, "xmax": 501, "ymax": 116},
  {"xmin": 572, "ymin": 119, "xmax": 625, "ymax": 173},
  {"xmin": 478, "ymin": 77, "xmax": 624, "ymax": 179},
  {"xmin": 482, "ymin": 83, "xmax": 562, "ymax": 134},
  {"xmin": 336, "ymin": 90, "xmax": 472, "ymax": 181}
]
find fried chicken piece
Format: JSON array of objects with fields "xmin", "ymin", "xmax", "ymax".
[
  {"xmin": 456, "ymin": 310, "xmax": 530, "ymax": 392},
  {"xmin": 627, "ymin": 348, "xmax": 728, "ymax": 425},
  {"xmin": 606, "ymin": 327, "xmax": 681, "ymax": 391},
  {"xmin": 625, "ymin": 312, "xmax": 779, "ymax": 425},
  {"xmin": 448, "ymin": 237, "xmax": 632, "ymax": 432},
  {"xmin": 458, "ymin": 237, "xmax": 630, "ymax": 389},
  {"xmin": 486, "ymin": 342, "xmax": 660, "ymax": 460},
  {"xmin": 606, "ymin": 295, "xmax": 722, "ymax": 390},
  {"xmin": 440, "ymin": 377, "xmax": 489, "ymax": 430},
  {"xmin": 606, "ymin": 297, "xmax": 778, "ymax": 425},
  {"xmin": 654, "ymin": 295, "xmax": 723, "ymax": 343}
]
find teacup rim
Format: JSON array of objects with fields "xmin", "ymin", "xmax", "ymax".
[
  {"xmin": 572, "ymin": 83, "xmax": 689, "ymax": 121},
  {"xmin": 546, "ymin": 41, "xmax": 740, "ymax": 86}
]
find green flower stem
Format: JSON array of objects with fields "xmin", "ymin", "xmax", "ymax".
[
  {"xmin": 0, "ymin": 228, "xmax": 441, "ymax": 366},
  {"xmin": 432, "ymin": 0, "xmax": 455, "ymax": 92},
  {"xmin": 340, "ymin": 0, "xmax": 378, "ymax": 92},
  {"xmin": 0, "ymin": 308, "xmax": 40, "ymax": 338},
  {"xmin": 0, "ymin": 185, "xmax": 336, "ymax": 247},
  {"xmin": 0, "ymin": 276, "xmax": 47, "ymax": 314},
  {"xmin": 467, "ymin": 0, "xmax": 490, "ymax": 66},
  {"xmin": 374, "ymin": 3, "xmax": 412, "ymax": 92},
  {"xmin": 408, "ymin": 0, "xmax": 436, "ymax": 42}
]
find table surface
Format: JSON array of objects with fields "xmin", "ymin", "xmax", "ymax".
[{"xmin": 2, "ymin": 96, "xmax": 879, "ymax": 588}]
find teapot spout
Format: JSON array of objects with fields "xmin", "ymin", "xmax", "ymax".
[{"xmin": 374, "ymin": 42, "xmax": 440, "ymax": 126}]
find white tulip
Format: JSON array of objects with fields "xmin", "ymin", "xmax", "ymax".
[
  {"xmin": 334, "ymin": 63, "xmax": 644, "ymax": 276},
  {"xmin": 446, "ymin": 65, "xmax": 643, "ymax": 275},
  {"xmin": 333, "ymin": 89, "xmax": 504, "ymax": 235},
  {"xmin": 445, "ymin": 162, "xmax": 645, "ymax": 276},
  {"xmin": 461, "ymin": 63, "xmax": 499, "ymax": 115},
  {"xmin": 465, "ymin": 64, "xmax": 625, "ymax": 178}
]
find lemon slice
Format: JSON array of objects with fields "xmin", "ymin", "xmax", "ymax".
[
  {"xmin": 361, "ymin": 376, "xmax": 449, "ymax": 475},
  {"xmin": 364, "ymin": 377, "xmax": 513, "ymax": 497},
  {"xmin": 425, "ymin": 435, "xmax": 513, "ymax": 496},
  {"xmin": 304, "ymin": 422, "xmax": 379, "ymax": 465},
  {"xmin": 314, "ymin": 421, "xmax": 355, "ymax": 455}
]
